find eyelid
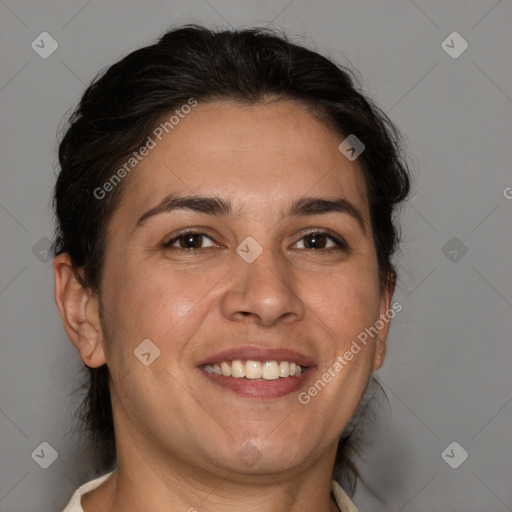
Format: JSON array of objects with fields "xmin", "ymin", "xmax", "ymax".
[
  {"xmin": 291, "ymin": 229, "xmax": 349, "ymax": 250},
  {"xmin": 161, "ymin": 228, "xmax": 349, "ymax": 251},
  {"xmin": 162, "ymin": 229, "xmax": 220, "ymax": 249}
]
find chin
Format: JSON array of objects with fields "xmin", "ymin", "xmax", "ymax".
[{"xmin": 215, "ymin": 437, "xmax": 311, "ymax": 476}]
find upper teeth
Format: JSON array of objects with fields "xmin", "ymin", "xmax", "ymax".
[{"xmin": 202, "ymin": 360, "xmax": 304, "ymax": 380}]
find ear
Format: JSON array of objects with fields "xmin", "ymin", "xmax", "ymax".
[
  {"xmin": 53, "ymin": 253, "xmax": 106, "ymax": 368},
  {"xmin": 373, "ymin": 272, "xmax": 396, "ymax": 371}
]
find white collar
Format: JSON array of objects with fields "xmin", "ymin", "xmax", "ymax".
[{"xmin": 63, "ymin": 472, "xmax": 359, "ymax": 511}]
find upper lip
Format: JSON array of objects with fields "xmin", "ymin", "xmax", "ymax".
[{"xmin": 196, "ymin": 345, "xmax": 316, "ymax": 368}]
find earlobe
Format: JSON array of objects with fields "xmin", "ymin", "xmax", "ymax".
[
  {"xmin": 373, "ymin": 273, "xmax": 395, "ymax": 371},
  {"xmin": 373, "ymin": 337, "xmax": 387, "ymax": 371},
  {"xmin": 53, "ymin": 253, "xmax": 106, "ymax": 368}
]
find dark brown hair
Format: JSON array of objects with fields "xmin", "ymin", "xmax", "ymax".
[{"xmin": 54, "ymin": 25, "xmax": 410, "ymax": 495}]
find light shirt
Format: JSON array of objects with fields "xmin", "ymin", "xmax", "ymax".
[{"xmin": 63, "ymin": 472, "xmax": 359, "ymax": 512}]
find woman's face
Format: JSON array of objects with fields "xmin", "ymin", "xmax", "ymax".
[{"xmin": 97, "ymin": 100, "xmax": 391, "ymax": 477}]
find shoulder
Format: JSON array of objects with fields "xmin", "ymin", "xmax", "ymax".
[{"xmin": 62, "ymin": 472, "xmax": 113, "ymax": 512}]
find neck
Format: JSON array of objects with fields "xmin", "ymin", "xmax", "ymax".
[{"xmin": 82, "ymin": 434, "xmax": 340, "ymax": 512}]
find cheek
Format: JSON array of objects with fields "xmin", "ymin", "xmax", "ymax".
[
  {"xmin": 102, "ymin": 258, "xmax": 219, "ymax": 348},
  {"xmin": 303, "ymin": 266, "xmax": 381, "ymax": 343}
]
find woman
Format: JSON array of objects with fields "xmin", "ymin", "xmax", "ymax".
[{"xmin": 53, "ymin": 25, "xmax": 410, "ymax": 512}]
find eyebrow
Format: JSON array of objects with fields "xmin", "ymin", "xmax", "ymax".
[
  {"xmin": 135, "ymin": 195, "xmax": 232, "ymax": 228},
  {"xmin": 135, "ymin": 194, "xmax": 366, "ymax": 233},
  {"xmin": 289, "ymin": 197, "xmax": 366, "ymax": 233}
]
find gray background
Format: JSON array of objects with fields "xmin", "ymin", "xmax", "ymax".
[{"xmin": 0, "ymin": 0, "xmax": 511, "ymax": 510}]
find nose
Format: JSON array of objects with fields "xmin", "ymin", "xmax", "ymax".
[{"xmin": 220, "ymin": 250, "xmax": 306, "ymax": 328}]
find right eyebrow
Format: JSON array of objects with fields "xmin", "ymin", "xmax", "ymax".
[{"xmin": 135, "ymin": 194, "xmax": 233, "ymax": 229}]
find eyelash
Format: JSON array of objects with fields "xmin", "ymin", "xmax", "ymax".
[{"xmin": 162, "ymin": 230, "xmax": 348, "ymax": 251}]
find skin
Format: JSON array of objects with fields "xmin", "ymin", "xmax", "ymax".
[{"xmin": 54, "ymin": 100, "xmax": 393, "ymax": 512}]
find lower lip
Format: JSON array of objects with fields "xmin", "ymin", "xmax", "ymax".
[{"xmin": 199, "ymin": 369, "xmax": 312, "ymax": 398}]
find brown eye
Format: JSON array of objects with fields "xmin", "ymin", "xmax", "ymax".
[
  {"xmin": 164, "ymin": 232, "xmax": 216, "ymax": 250},
  {"xmin": 293, "ymin": 232, "xmax": 345, "ymax": 250},
  {"xmin": 179, "ymin": 234, "xmax": 203, "ymax": 249},
  {"xmin": 303, "ymin": 233, "xmax": 328, "ymax": 249}
]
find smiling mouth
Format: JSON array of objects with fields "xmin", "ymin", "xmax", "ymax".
[
  {"xmin": 200, "ymin": 359, "xmax": 312, "ymax": 399},
  {"xmin": 202, "ymin": 360, "xmax": 305, "ymax": 380},
  {"xmin": 197, "ymin": 346, "xmax": 314, "ymax": 398}
]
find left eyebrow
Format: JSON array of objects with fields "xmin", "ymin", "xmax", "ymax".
[
  {"xmin": 134, "ymin": 194, "xmax": 367, "ymax": 234},
  {"xmin": 288, "ymin": 197, "xmax": 367, "ymax": 234}
]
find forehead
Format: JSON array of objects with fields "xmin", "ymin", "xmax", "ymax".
[{"xmin": 115, "ymin": 100, "xmax": 370, "ymax": 223}]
